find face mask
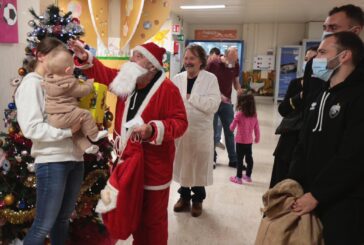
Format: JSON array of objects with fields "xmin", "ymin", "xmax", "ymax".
[
  {"xmin": 302, "ymin": 61, "xmax": 307, "ymax": 73},
  {"xmin": 321, "ymin": 31, "xmax": 333, "ymax": 40},
  {"xmin": 312, "ymin": 52, "xmax": 342, "ymax": 81}
]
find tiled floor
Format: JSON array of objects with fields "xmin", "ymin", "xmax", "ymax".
[{"xmin": 118, "ymin": 97, "xmax": 280, "ymax": 245}]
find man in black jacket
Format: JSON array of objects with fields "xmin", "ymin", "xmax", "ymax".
[
  {"xmin": 302, "ymin": 4, "xmax": 364, "ymax": 110},
  {"xmin": 289, "ymin": 32, "xmax": 364, "ymax": 244}
]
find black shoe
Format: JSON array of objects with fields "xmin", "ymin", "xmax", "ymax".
[{"xmin": 228, "ymin": 161, "xmax": 237, "ymax": 168}]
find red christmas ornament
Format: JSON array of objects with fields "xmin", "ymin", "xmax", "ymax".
[
  {"xmin": 53, "ymin": 25, "xmax": 63, "ymax": 34},
  {"xmin": 0, "ymin": 200, "xmax": 5, "ymax": 209},
  {"xmin": 72, "ymin": 18, "xmax": 80, "ymax": 24}
]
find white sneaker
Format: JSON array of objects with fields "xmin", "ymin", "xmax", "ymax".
[
  {"xmin": 90, "ymin": 130, "xmax": 108, "ymax": 142},
  {"xmin": 85, "ymin": 145, "xmax": 99, "ymax": 154}
]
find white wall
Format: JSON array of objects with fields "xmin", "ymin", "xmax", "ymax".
[{"xmin": 0, "ymin": 1, "xmax": 40, "ymax": 132}]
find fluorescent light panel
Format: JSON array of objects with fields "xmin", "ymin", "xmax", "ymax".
[{"xmin": 180, "ymin": 5, "xmax": 226, "ymax": 10}]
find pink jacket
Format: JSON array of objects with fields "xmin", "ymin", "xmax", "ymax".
[{"xmin": 230, "ymin": 111, "xmax": 260, "ymax": 144}]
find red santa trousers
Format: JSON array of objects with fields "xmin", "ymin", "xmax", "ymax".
[{"xmin": 132, "ymin": 187, "xmax": 170, "ymax": 245}]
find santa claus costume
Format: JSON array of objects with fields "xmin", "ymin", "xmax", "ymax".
[{"xmin": 75, "ymin": 42, "xmax": 188, "ymax": 245}]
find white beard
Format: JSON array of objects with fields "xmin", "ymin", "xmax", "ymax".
[{"xmin": 109, "ymin": 61, "xmax": 148, "ymax": 98}]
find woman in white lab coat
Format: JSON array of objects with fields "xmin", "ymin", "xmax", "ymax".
[{"xmin": 172, "ymin": 44, "xmax": 221, "ymax": 217}]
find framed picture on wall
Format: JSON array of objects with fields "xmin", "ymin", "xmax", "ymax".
[
  {"xmin": 0, "ymin": 0, "xmax": 18, "ymax": 43},
  {"xmin": 274, "ymin": 45, "xmax": 302, "ymax": 102}
]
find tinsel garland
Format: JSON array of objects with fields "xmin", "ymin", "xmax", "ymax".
[
  {"xmin": 0, "ymin": 209, "xmax": 35, "ymax": 224},
  {"xmin": 77, "ymin": 169, "xmax": 109, "ymax": 201}
]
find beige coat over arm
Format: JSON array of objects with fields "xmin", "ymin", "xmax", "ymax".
[{"xmin": 172, "ymin": 70, "xmax": 221, "ymax": 186}]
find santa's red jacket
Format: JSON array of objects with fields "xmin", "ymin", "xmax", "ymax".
[{"xmin": 77, "ymin": 56, "xmax": 188, "ymax": 189}]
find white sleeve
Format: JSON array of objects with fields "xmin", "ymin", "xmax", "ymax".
[{"xmin": 15, "ymin": 77, "xmax": 72, "ymax": 142}]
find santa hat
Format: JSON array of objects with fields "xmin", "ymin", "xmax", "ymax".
[{"xmin": 133, "ymin": 42, "xmax": 166, "ymax": 70}]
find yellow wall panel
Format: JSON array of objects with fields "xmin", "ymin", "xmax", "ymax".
[
  {"xmin": 120, "ymin": 0, "xmax": 145, "ymax": 50},
  {"xmin": 58, "ymin": 0, "xmax": 108, "ymax": 48},
  {"xmin": 130, "ymin": 0, "xmax": 171, "ymax": 48}
]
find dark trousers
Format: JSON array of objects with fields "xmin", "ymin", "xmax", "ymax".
[
  {"xmin": 236, "ymin": 143, "xmax": 253, "ymax": 178},
  {"xmin": 317, "ymin": 199, "xmax": 364, "ymax": 245},
  {"xmin": 178, "ymin": 186, "xmax": 206, "ymax": 203}
]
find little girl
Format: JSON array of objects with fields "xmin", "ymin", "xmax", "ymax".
[{"xmin": 229, "ymin": 94, "xmax": 260, "ymax": 184}]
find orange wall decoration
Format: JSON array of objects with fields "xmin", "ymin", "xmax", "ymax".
[
  {"xmin": 120, "ymin": 0, "xmax": 145, "ymax": 50},
  {"xmin": 130, "ymin": 0, "xmax": 171, "ymax": 49},
  {"xmin": 195, "ymin": 30, "xmax": 238, "ymax": 40},
  {"xmin": 58, "ymin": 0, "xmax": 109, "ymax": 48}
]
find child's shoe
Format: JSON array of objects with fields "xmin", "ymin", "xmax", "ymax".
[
  {"xmin": 242, "ymin": 175, "xmax": 252, "ymax": 183},
  {"xmin": 230, "ymin": 176, "xmax": 243, "ymax": 185},
  {"xmin": 90, "ymin": 130, "xmax": 108, "ymax": 142}
]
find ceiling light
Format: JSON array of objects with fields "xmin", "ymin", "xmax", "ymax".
[{"xmin": 180, "ymin": 5, "xmax": 226, "ymax": 10}]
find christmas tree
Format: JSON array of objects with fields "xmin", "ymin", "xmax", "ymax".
[{"xmin": 0, "ymin": 5, "xmax": 114, "ymax": 244}]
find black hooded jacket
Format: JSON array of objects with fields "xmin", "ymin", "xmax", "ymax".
[{"xmin": 289, "ymin": 66, "xmax": 364, "ymax": 208}]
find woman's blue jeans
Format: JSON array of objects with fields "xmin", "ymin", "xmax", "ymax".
[{"xmin": 23, "ymin": 161, "xmax": 84, "ymax": 245}]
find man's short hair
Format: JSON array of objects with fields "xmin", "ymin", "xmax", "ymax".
[
  {"xmin": 306, "ymin": 46, "xmax": 318, "ymax": 53},
  {"xmin": 325, "ymin": 31, "xmax": 364, "ymax": 66},
  {"xmin": 209, "ymin": 47, "xmax": 221, "ymax": 56},
  {"xmin": 329, "ymin": 4, "xmax": 364, "ymax": 27}
]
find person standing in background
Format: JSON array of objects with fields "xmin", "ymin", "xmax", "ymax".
[
  {"xmin": 173, "ymin": 44, "xmax": 220, "ymax": 217},
  {"xmin": 229, "ymin": 94, "xmax": 260, "ymax": 185},
  {"xmin": 208, "ymin": 47, "xmax": 225, "ymax": 153},
  {"xmin": 207, "ymin": 46, "xmax": 243, "ymax": 168},
  {"xmin": 269, "ymin": 47, "xmax": 317, "ymax": 188}
]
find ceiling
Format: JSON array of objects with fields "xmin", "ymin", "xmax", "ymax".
[{"xmin": 171, "ymin": 0, "xmax": 364, "ymax": 24}]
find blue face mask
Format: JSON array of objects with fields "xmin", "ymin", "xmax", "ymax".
[{"xmin": 312, "ymin": 53, "xmax": 342, "ymax": 82}]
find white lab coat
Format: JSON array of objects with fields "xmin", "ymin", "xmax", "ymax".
[{"xmin": 172, "ymin": 70, "xmax": 221, "ymax": 186}]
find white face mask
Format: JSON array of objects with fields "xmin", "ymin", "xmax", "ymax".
[
  {"xmin": 321, "ymin": 26, "xmax": 358, "ymax": 40},
  {"xmin": 321, "ymin": 31, "xmax": 333, "ymax": 40}
]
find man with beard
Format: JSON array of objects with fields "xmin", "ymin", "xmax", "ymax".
[{"xmin": 70, "ymin": 41, "xmax": 188, "ymax": 245}]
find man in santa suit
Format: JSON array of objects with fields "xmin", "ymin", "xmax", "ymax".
[{"xmin": 70, "ymin": 41, "xmax": 188, "ymax": 245}]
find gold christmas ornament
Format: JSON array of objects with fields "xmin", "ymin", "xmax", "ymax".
[
  {"xmin": 8, "ymin": 127, "xmax": 15, "ymax": 134},
  {"xmin": 4, "ymin": 194, "xmax": 15, "ymax": 206},
  {"xmin": 24, "ymin": 175, "xmax": 36, "ymax": 188},
  {"xmin": 18, "ymin": 67, "xmax": 27, "ymax": 76}
]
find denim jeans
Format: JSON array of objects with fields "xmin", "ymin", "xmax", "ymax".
[
  {"xmin": 23, "ymin": 161, "xmax": 84, "ymax": 245},
  {"xmin": 214, "ymin": 118, "xmax": 223, "ymax": 143},
  {"xmin": 213, "ymin": 102, "xmax": 237, "ymax": 163}
]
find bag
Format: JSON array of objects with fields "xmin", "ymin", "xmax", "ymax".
[{"xmin": 275, "ymin": 112, "xmax": 303, "ymax": 135}]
